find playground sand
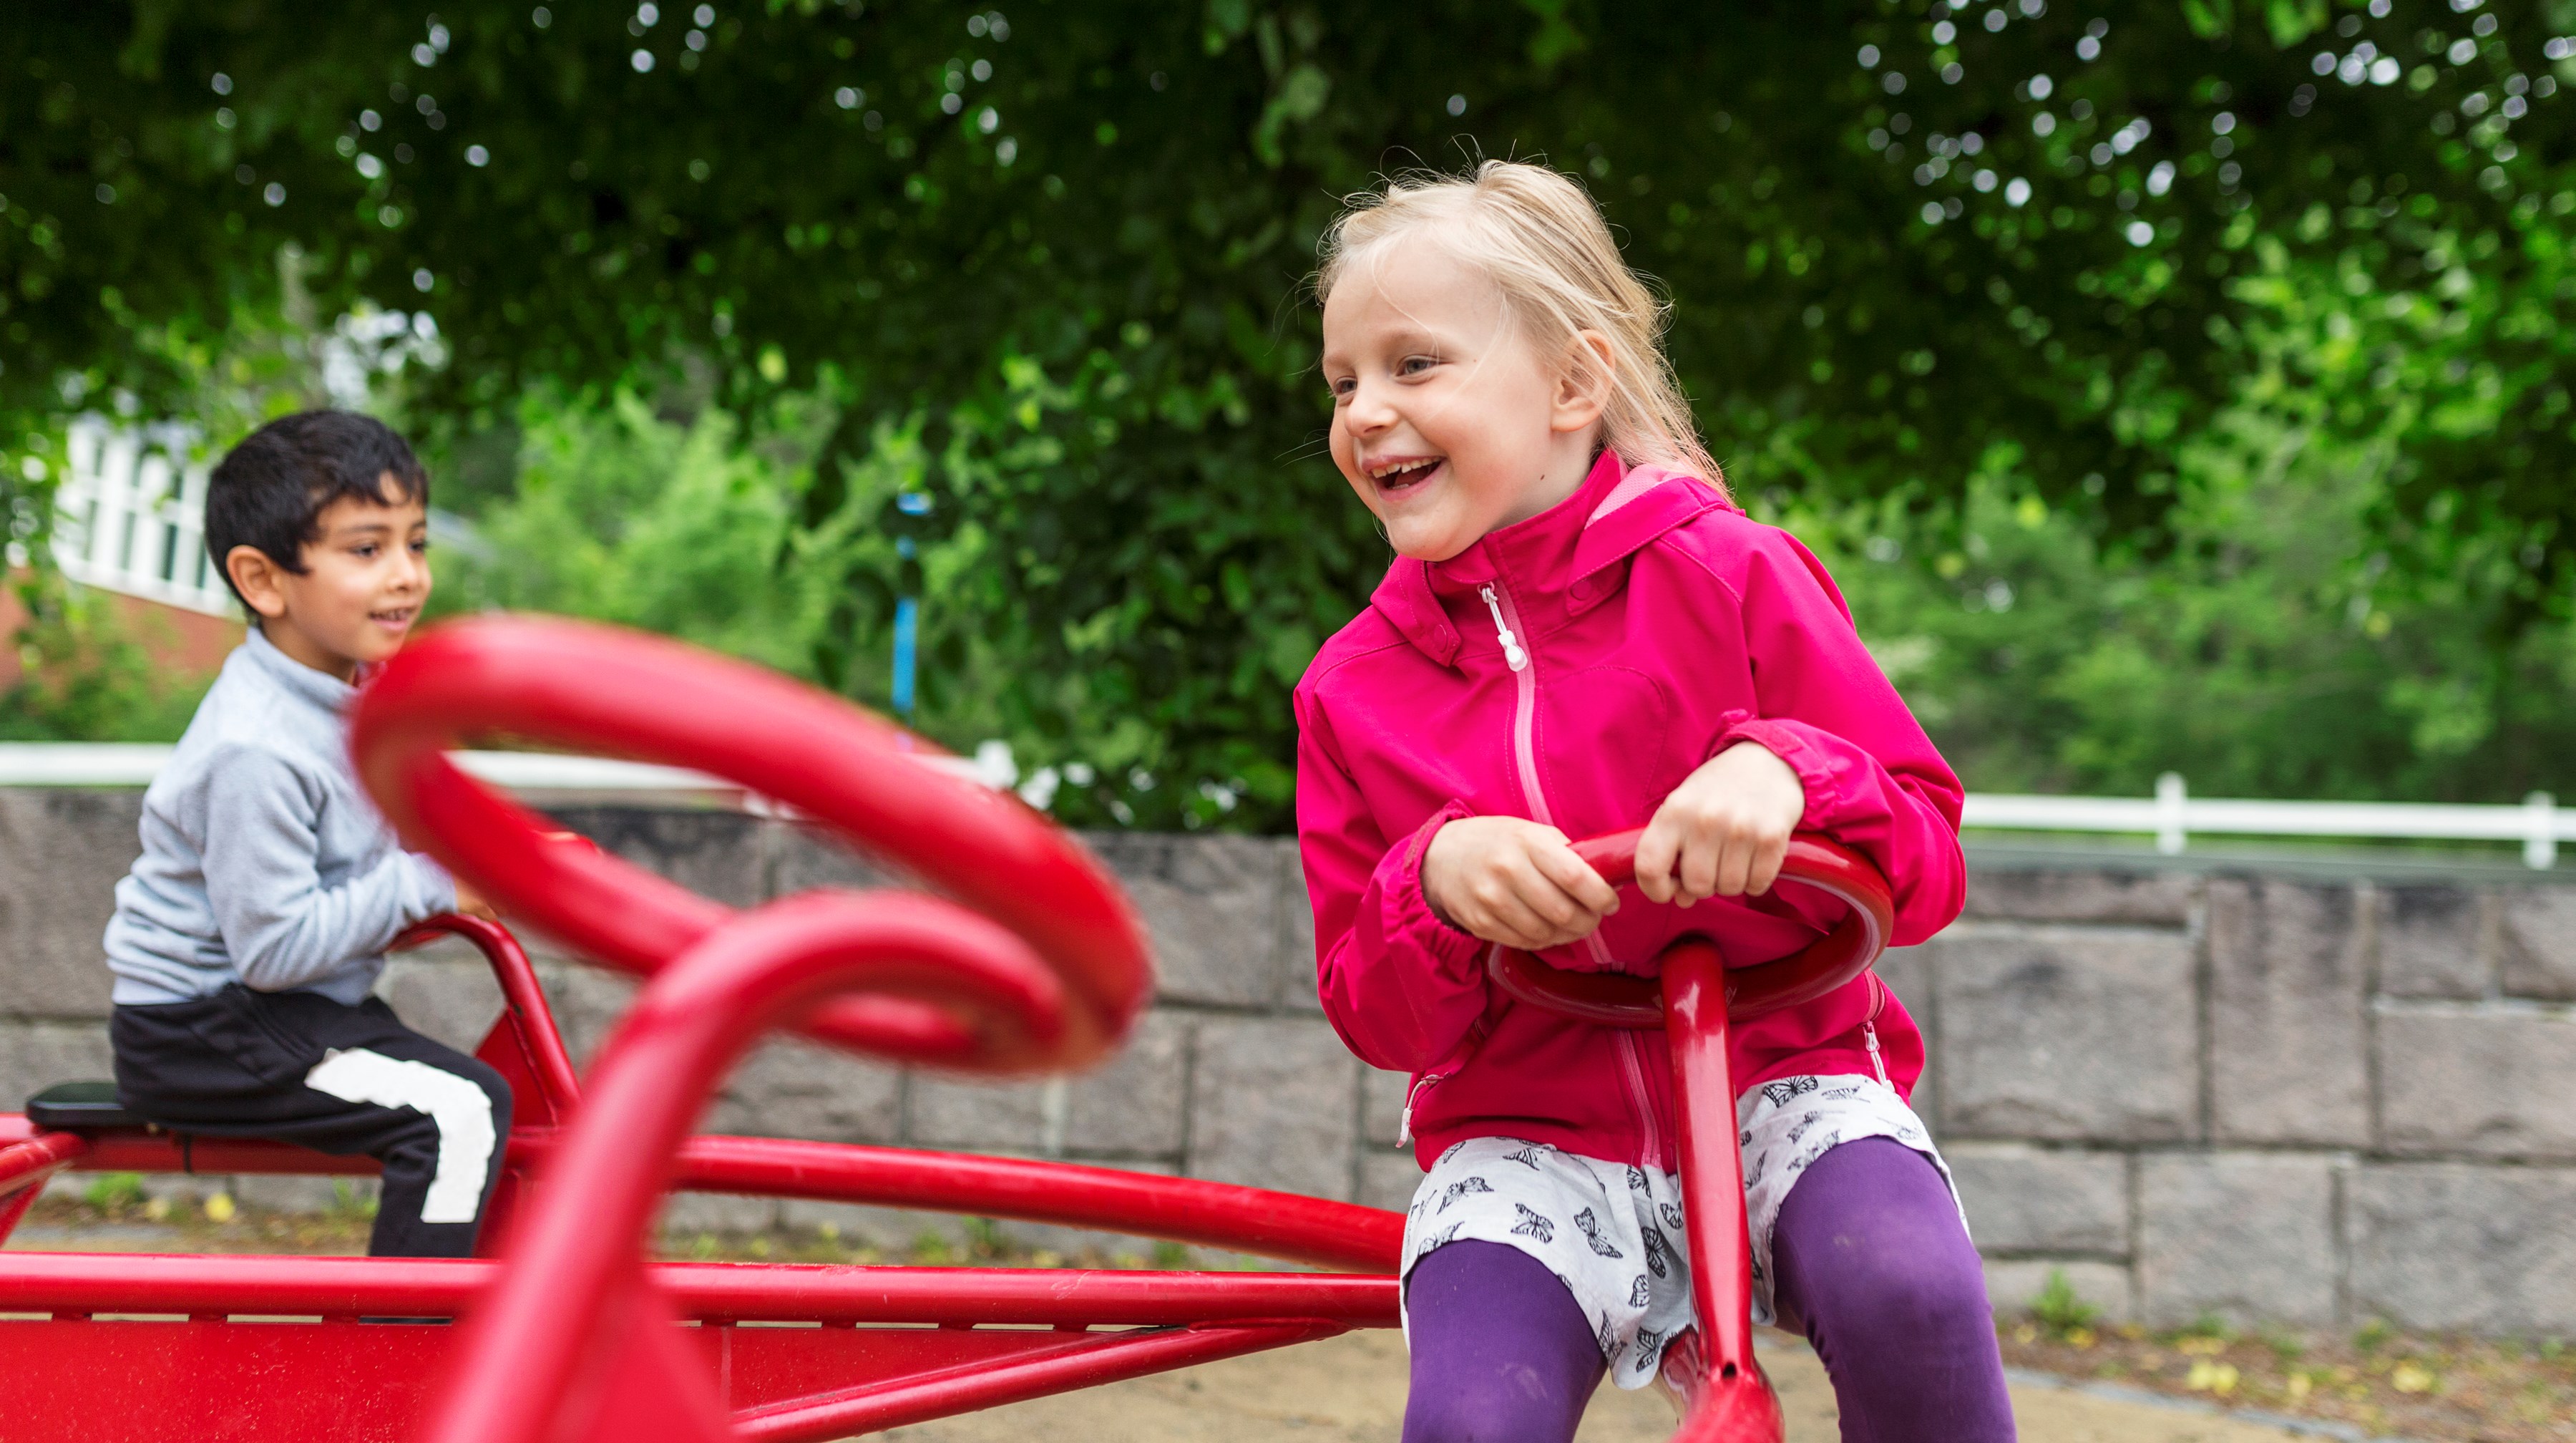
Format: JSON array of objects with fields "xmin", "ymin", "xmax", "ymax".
[
  {"xmin": 849, "ymin": 1328, "xmax": 2334, "ymax": 1442},
  {"xmin": 17, "ymin": 1199, "xmax": 2546, "ymax": 1439}
]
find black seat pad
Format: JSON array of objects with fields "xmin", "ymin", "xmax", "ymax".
[{"xmin": 26, "ymin": 1081, "xmax": 152, "ymax": 1132}]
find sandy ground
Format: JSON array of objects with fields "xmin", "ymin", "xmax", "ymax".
[
  {"xmin": 854, "ymin": 1328, "xmax": 2329, "ymax": 1443},
  {"xmin": 4, "ymin": 1213, "xmax": 2330, "ymax": 1441}
]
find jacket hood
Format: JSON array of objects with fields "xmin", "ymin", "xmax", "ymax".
[{"xmin": 1365, "ymin": 450, "xmax": 1729, "ymax": 668}]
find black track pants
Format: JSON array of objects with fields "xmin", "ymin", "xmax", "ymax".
[{"xmin": 110, "ymin": 986, "xmax": 513, "ymax": 1258}]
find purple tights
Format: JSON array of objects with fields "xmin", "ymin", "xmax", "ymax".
[{"xmin": 1402, "ymin": 1137, "xmax": 2015, "ymax": 1442}]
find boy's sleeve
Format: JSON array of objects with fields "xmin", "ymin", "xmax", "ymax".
[
  {"xmin": 1297, "ymin": 686, "xmax": 1493, "ymax": 1074},
  {"xmin": 199, "ymin": 745, "xmax": 459, "ymax": 993},
  {"xmin": 1704, "ymin": 530, "xmax": 1967, "ymax": 946}
]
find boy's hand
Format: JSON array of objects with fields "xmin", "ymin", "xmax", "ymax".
[
  {"xmin": 1423, "ymin": 816, "xmax": 1621, "ymax": 951},
  {"xmin": 452, "ymin": 879, "xmax": 499, "ymax": 921},
  {"xmin": 1634, "ymin": 742, "xmax": 1807, "ymax": 906}
]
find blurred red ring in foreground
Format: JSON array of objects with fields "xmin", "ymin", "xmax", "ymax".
[{"xmin": 348, "ymin": 616, "xmax": 1153, "ymax": 1074}]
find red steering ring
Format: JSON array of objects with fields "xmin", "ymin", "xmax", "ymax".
[
  {"xmin": 1485, "ymin": 828, "xmax": 1896, "ymax": 1029},
  {"xmin": 348, "ymin": 616, "xmax": 1152, "ymax": 1074}
]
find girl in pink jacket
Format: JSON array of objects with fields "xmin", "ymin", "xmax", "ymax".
[{"xmin": 1297, "ymin": 161, "xmax": 2014, "ymax": 1442}]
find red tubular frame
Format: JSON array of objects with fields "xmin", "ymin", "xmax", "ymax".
[{"xmin": 0, "ymin": 615, "xmax": 1893, "ymax": 1443}]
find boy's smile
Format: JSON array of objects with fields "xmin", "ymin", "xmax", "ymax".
[{"xmin": 224, "ymin": 484, "xmax": 433, "ymax": 681}]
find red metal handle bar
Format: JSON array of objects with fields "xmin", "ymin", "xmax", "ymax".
[
  {"xmin": 1485, "ymin": 828, "xmax": 1896, "ymax": 1029},
  {"xmin": 349, "ymin": 617, "xmax": 1152, "ymax": 1074},
  {"xmin": 394, "ymin": 912, "xmax": 583, "ymax": 1125},
  {"xmin": 0, "ymin": 1252, "xmax": 1398, "ymax": 1330},
  {"xmin": 425, "ymin": 893, "xmax": 1073, "ymax": 1443}
]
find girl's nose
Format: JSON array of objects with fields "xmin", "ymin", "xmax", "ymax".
[{"xmin": 1345, "ymin": 376, "xmax": 1397, "ymax": 432}]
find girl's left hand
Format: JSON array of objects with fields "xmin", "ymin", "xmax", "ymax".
[{"xmin": 1633, "ymin": 742, "xmax": 1807, "ymax": 906}]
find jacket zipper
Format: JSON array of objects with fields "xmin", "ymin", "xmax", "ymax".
[
  {"xmin": 1480, "ymin": 575, "xmax": 1654, "ymax": 1158},
  {"xmin": 1397, "ymin": 1072, "xmax": 1445, "ymax": 1146},
  {"xmin": 1862, "ymin": 973, "xmax": 1890, "ymax": 1087}
]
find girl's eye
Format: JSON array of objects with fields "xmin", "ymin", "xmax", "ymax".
[
  {"xmin": 1328, "ymin": 376, "xmax": 1356, "ymax": 399},
  {"xmin": 353, "ymin": 543, "xmax": 379, "ymax": 558},
  {"xmin": 1398, "ymin": 355, "xmax": 1437, "ymax": 376}
]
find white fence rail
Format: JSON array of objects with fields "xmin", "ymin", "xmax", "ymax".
[
  {"xmin": 0, "ymin": 743, "xmax": 1006, "ymax": 802},
  {"xmin": 52, "ymin": 418, "xmax": 238, "ymax": 618},
  {"xmin": 1964, "ymin": 772, "xmax": 2563, "ymax": 867},
  {"xmin": 0, "ymin": 749, "xmax": 2562, "ymax": 868}
]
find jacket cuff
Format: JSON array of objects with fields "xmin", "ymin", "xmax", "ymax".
[
  {"xmin": 1381, "ymin": 799, "xmax": 1485, "ymax": 969},
  {"xmin": 407, "ymin": 852, "xmax": 462, "ymax": 917},
  {"xmin": 1711, "ymin": 718, "xmax": 1841, "ymax": 827}
]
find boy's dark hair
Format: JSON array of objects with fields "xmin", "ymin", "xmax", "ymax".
[{"xmin": 205, "ymin": 410, "xmax": 430, "ymax": 608}]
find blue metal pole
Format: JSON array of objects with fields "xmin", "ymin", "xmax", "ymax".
[{"xmin": 892, "ymin": 538, "xmax": 919, "ymax": 720}]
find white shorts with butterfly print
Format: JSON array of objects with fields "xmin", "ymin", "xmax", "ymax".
[{"xmin": 1399, "ymin": 1074, "xmax": 1959, "ymax": 1389}]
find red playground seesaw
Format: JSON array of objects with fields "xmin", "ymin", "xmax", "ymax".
[{"xmin": 0, "ymin": 616, "xmax": 1893, "ymax": 1443}]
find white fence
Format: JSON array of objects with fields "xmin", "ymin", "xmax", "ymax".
[
  {"xmin": 1966, "ymin": 772, "xmax": 2566, "ymax": 868},
  {"xmin": 52, "ymin": 418, "xmax": 237, "ymax": 617},
  {"xmin": 0, "ymin": 748, "xmax": 2562, "ymax": 868}
]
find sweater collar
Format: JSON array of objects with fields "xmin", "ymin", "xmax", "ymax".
[
  {"xmin": 238, "ymin": 626, "xmax": 358, "ymax": 716},
  {"xmin": 1365, "ymin": 450, "xmax": 1728, "ymax": 667}
]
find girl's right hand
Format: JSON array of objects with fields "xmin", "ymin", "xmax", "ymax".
[{"xmin": 1422, "ymin": 815, "xmax": 1620, "ymax": 951}]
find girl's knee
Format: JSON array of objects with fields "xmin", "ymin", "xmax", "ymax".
[
  {"xmin": 1403, "ymin": 1368, "xmax": 1581, "ymax": 1443},
  {"xmin": 1822, "ymin": 1243, "xmax": 1994, "ymax": 1338}
]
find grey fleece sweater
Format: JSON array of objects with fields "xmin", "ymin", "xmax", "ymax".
[{"xmin": 104, "ymin": 628, "xmax": 456, "ymax": 1007}]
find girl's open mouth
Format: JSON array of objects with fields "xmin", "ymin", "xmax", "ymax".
[{"xmin": 1367, "ymin": 455, "xmax": 1445, "ymax": 497}]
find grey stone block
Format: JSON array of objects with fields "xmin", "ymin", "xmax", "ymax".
[
  {"xmin": 912, "ymin": 1012, "xmax": 1186, "ymax": 1158},
  {"xmin": 2499, "ymin": 886, "xmax": 2576, "ymax": 1001},
  {"xmin": 2376, "ymin": 885, "xmax": 2492, "ymax": 1001},
  {"xmin": 0, "ymin": 1019, "xmax": 112, "ymax": 1109},
  {"xmin": 767, "ymin": 820, "xmax": 887, "ymax": 896},
  {"xmin": 550, "ymin": 805, "xmax": 768, "ymax": 909},
  {"xmin": 1358, "ymin": 1150, "xmax": 1426, "ymax": 1213},
  {"xmin": 1981, "ymin": 1258, "xmax": 2137, "ymax": 1324},
  {"xmin": 1962, "ymin": 868, "xmax": 2196, "ymax": 927},
  {"xmin": 1082, "ymin": 832, "xmax": 1283, "ymax": 1008},
  {"xmin": 907, "ymin": 1074, "xmax": 1053, "ymax": 1154},
  {"xmin": 2347, "ymin": 1162, "xmax": 2576, "ymax": 1335},
  {"xmin": 2207, "ymin": 880, "xmax": 2371, "ymax": 1147},
  {"xmin": 1873, "ymin": 944, "xmax": 1941, "ymax": 1134},
  {"xmin": 2376, "ymin": 1006, "xmax": 2576, "ymax": 1160},
  {"xmin": 660, "ymin": 1190, "xmax": 780, "ymax": 1234},
  {"xmin": 0, "ymin": 789, "xmax": 142, "ymax": 1019},
  {"xmin": 529, "ymin": 961, "xmax": 640, "ymax": 1067},
  {"xmin": 708, "ymin": 1038, "xmax": 902, "ymax": 1144},
  {"xmin": 1946, "ymin": 1143, "xmax": 2129, "ymax": 1256},
  {"xmin": 1186, "ymin": 1016, "xmax": 1358, "ymax": 1200},
  {"xmin": 1359, "ymin": 1065, "xmax": 1413, "ymax": 1152},
  {"xmin": 1928, "ymin": 924, "xmax": 2197, "ymax": 1143},
  {"xmin": 1065, "ymin": 1010, "xmax": 1189, "ymax": 1156},
  {"xmin": 2137, "ymin": 1152, "xmax": 2338, "ymax": 1326},
  {"xmin": 1279, "ymin": 844, "xmax": 1322, "ymax": 1013},
  {"xmin": 373, "ymin": 949, "xmax": 504, "ymax": 1055}
]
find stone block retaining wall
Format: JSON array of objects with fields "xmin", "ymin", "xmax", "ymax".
[{"xmin": 4, "ymin": 789, "xmax": 2570, "ymax": 1336}]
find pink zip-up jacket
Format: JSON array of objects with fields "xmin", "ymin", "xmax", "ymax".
[{"xmin": 1294, "ymin": 452, "xmax": 1965, "ymax": 1172}]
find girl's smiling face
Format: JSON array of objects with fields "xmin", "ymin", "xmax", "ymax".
[{"xmin": 1321, "ymin": 232, "xmax": 1613, "ymax": 562}]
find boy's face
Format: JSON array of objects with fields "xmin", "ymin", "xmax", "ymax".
[{"xmin": 225, "ymin": 484, "xmax": 432, "ymax": 681}]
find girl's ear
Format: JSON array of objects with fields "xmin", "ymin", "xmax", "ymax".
[
  {"xmin": 225, "ymin": 545, "xmax": 293, "ymax": 621},
  {"xmin": 1550, "ymin": 329, "xmax": 1617, "ymax": 435}
]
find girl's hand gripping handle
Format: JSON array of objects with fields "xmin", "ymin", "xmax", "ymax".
[{"xmin": 1488, "ymin": 827, "xmax": 1896, "ymax": 1029}]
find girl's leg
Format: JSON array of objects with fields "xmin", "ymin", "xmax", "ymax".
[
  {"xmin": 1402, "ymin": 1240, "xmax": 1604, "ymax": 1443},
  {"xmin": 1770, "ymin": 1137, "xmax": 2016, "ymax": 1443}
]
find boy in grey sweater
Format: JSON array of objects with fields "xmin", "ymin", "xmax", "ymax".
[{"xmin": 104, "ymin": 411, "xmax": 512, "ymax": 1258}]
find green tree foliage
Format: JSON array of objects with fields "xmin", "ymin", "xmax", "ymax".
[{"xmin": 9, "ymin": 2, "xmax": 2576, "ymax": 824}]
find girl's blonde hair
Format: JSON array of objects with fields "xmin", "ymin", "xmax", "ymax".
[{"xmin": 1315, "ymin": 160, "xmax": 1724, "ymax": 493}]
